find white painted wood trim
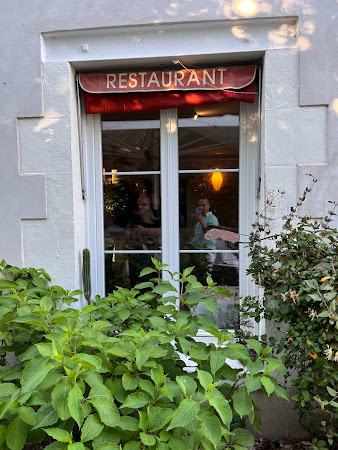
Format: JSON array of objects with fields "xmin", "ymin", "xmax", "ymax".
[
  {"xmin": 82, "ymin": 113, "xmax": 105, "ymax": 298},
  {"xmin": 239, "ymin": 100, "xmax": 259, "ymax": 335},
  {"xmin": 160, "ymin": 109, "xmax": 180, "ymax": 293}
]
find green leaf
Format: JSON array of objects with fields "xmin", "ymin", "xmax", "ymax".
[
  {"xmin": 21, "ymin": 357, "xmax": 56, "ymax": 393},
  {"xmin": 246, "ymin": 359, "xmax": 264, "ymax": 375},
  {"xmin": 44, "ymin": 444, "xmax": 68, "ymax": 450},
  {"xmin": 261, "ymin": 376, "xmax": 275, "ymax": 396},
  {"xmin": 118, "ymin": 309, "xmax": 130, "ymax": 322},
  {"xmin": 197, "ymin": 411, "xmax": 222, "ymax": 448},
  {"xmin": 96, "ymin": 445, "xmax": 120, "ymax": 450},
  {"xmin": 176, "ymin": 376, "xmax": 197, "ymax": 398},
  {"xmin": 52, "ymin": 377, "xmax": 73, "ymax": 420},
  {"xmin": 122, "ymin": 373, "xmax": 139, "ymax": 391},
  {"xmin": 18, "ymin": 406, "xmax": 36, "ymax": 426},
  {"xmin": 36, "ymin": 343, "xmax": 53, "ymax": 359},
  {"xmin": 160, "ymin": 382, "xmax": 181, "ymax": 401},
  {"xmin": 0, "ymin": 424, "xmax": 7, "ymax": 446},
  {"xmin": 81, "ymin": 413, "xmax": 104, "ymax": 442},
  {"xmin": 0, "ymin": 279, "xmax": 20, "ymax": 290},
  {"xmin": 178, "ymin": 337, "xmax": 191, "ymax": 355},
  {"xmin": 245, "ymin": 374, "xmax": 262, "ymax": 394},
  {"xmin": 153, "ymin": 282, "xmax": 177, "ymax": 294},
  {"xmin": 233, "ymin": 387, "xmax": 253, "ymax": 418},
  {"xmin": 68, "ymin": 444, "xmax": 85, "ymax": 450},
  {"xmin": 224, "ymin": 343, "xmax": 251, "ymax": 362},
  {"xmin": 6, "ymin": 417, "xmax": 28, "ymax": 450},
  {"xmin": 210, "ymin": 349, "xmax": 226, "ymax": 375},
  {"xmin": 168, "ymin": 435, "xmax": 188, "ymax": 449},
  {"xmin": 140, "ymin": 432, "xmax": 156, "ymax": 446},
  {"xmin": 327, "ymin": 386, "xmax": 337, "ymax": 397},
  {"xmin": 89, "ymin": 385, "xmax": 120, "ymax": 427},
  {"xmin": 34, "ymin": 403, "xmax": 59, "ymax": 429},
  {"xmin": 149, "ymin": 407, "xmax": 174, "ymax": 432},
  {"xmin": 44, "ymin": 428, "xmax": 71, "ymax": 443},
  {"xmin": 134, "ymin": 281, "xmax": 154, "ymax": 289},
  {"xmin": 122, "ymin": 392, "xmax": 149, "ymax": 409},
  {"xmin": 202, "ymin": 298, "xmax": 218, "ymax": 315},
  {"xmin": 123, "ymin": 442, "xmax": 140, "ymax": 450},
  {"xmin": 118, "ymin": 416, "xmax": 139, "ymax": 431},
  {"xmin": 92, "ymin": 428, "xmax": 121, "ymax": 448},
  {"xmin": 167, "ymin": 399, "xmax": 200, "ymax": 430},
  {"xmin": 274, "ymin": 384, "xmax": 288, "ymax": 401},
  {"xmin": 107, "ymin": 346, "xmax": 132, "ymax": 359},
  {"xmin": 66, "ymin": 354, "xmax": 102, "ymax": 371},
  {"xmin": 265, "ymin": 357, "xmax": 287, "ymax": 376},
  {"xmin": 68, "ymin": 385, "xmax": 84, "ymax": 427},
  {"xmin": 232, "ymin": 428, "xmax": 255, "ymax": 447},
  {"xmin": 208, "ymin": 390, "xmax": 232, "ymax": 428},
  {"xmin": 139, "ymin": 267, "xmax": 157, "ymax": 277},
  {"xmin": 245, "ymin": 339, "xmax": 262, "ymax": 356},
  {"xmin": 139, "ymin": 378, "xmax": 156, "ymax": 398},
  {"xmin": 197, "ymin": 369, "xmax": 213, "ymax": 392},
  {"xmin": 0, "ymin": 383, "xmax": 19, "ymax": 398},
  {"xmin": 135, "ymin": 349, "xmax": 149, "ymax": 370}
]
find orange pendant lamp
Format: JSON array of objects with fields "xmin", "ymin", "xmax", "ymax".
[{"xmin": 211, "ymin": 170, "xmax": 223, "ymax": 191}]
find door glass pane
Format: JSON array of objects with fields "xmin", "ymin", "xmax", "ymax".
[
  {"xmin": 102, "ymin": 121, "xmax": 160, "ymax": 172},
  {"xmin": 180, "ymin": 252, "xmax": 239, "ymax": 330},
  {"xmin": 105, "ymin": 253, "xmax": 161, "ymax": 294},
  {"xmin": 104, "ymin": 175, "xmax": 161, "ymax": 250},
  {"xmin": 178, "ymin": 116, "xmax": 239, "ymax": 170},
  {"xmin": 179, "ymin": 173, "xmax": 239, "ymax": 251}
]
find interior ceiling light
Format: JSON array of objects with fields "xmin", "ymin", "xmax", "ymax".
[{"xmin": 211, "ymin": 170, "xmax": 224, "ymax": 191}]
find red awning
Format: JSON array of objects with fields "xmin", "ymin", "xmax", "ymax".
[{"xmin": 80, "ymin": 65, "xmax": 256, "ymax": 114}]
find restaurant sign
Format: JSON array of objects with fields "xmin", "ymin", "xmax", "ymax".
[{"xmin": 79, "ymin": 66, "xmax": 256, "ymax": 94}]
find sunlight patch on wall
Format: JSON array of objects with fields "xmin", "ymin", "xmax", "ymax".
[{"xmin": 232, "ymin": 0, "xmax": 259, "ymax": 17}]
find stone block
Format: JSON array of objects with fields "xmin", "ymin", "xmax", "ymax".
[
  {"xmin": 296, "ymin": 106, "xmax": 327, "ymax": 165},
  {"xmin": 19, "ymin": 116, "xmax": 72, "ymax": 174},
  {"xmin": 264, "ymin": 49, "xmax": 299, "ymax": 110},
  {"xmin": 42, "ymin": 62, "xmax": 72, "ymax": 119},
  {"xmin": 265, "ymin": 109, "xmax": 298, "ymax": 166},
  {"xmin": 264, "ymin": 166, "xmax": 297, "ymax": 218}
]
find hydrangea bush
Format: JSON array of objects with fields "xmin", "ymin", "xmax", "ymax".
[{"xmin": 0, "ymin": 259, "xmax": 287, "ymax": 450}]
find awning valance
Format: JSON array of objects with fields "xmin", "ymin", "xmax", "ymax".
[{"xmin": 80, "ymin": 65, "xmax": 256, "ymax": 114}]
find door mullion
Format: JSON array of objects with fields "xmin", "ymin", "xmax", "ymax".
[{"xmin": 160, "ymin": 109, "xmax": 180, "ymax": 290}]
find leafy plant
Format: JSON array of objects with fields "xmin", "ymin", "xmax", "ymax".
[
  {"xmin": 237, "ymin": 183, "xmax": 338, "ymax": 446},
  {"xmin": 0, "ymin": 258, "xmax": 287, "ymax": 449}
]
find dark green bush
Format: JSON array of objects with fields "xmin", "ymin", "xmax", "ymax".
[
  {"xmin": 238, "ymin": 191, "xmax": 338, "ymax": 447},
  {"xmin": 0, "ymin": 259, "xmax": 287, "ymax": 449}
]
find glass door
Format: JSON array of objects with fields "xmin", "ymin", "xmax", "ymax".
[
  {"xmin": 84, "ymin": 100, "xmax": 259, "ymax": 334},
  {"xmin": 178, "ymin": 113, "xmax": 240, "ymax": 330},
  {"xmin": 101, "ymin": 114, "xmax": 161, "ymax": 293}
]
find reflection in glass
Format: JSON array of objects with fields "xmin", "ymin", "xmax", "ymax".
[
  {"xmin": 180, "ymin": 252, "xmax": 239, "ymax": 329},
  {"xmin": 178, "ymin": 123, "xmax": 239, "ymax": 171},
  {"xmin": 105, "ymin": 253, "xmax": 161, "ymax": 294},
  {"xmin": 179, "ymin": 173, "xmax": 239, "ymax": 251},
  {"xmin": 102, "ymin": 126, "xmax": 160, "ymax": 172},
  {"xmin": 104, "ymin": 175, "xmax": 161, "ymax": 250}
]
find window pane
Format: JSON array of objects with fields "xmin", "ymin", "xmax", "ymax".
[
  {"xmin": 180, "ymin": 252, "xmax": 239, "ymax": 330},
  {"xmin": 104, "ymin": 175, "xmax": 161, "ymax": 250},
  {"xmin": 179, "ymin": 173, "xmax": 239, "ymax": 250},
  {"xmin": 102, "ymin": 122, "xmax": 160, "ymax": 172},
  {"xmin": 105, "ymin": 253, "xmax": 161, "ymax": 294},
  {"xmin": 178, "ymin": 117, "xmax": 239, "ymax": 170}
]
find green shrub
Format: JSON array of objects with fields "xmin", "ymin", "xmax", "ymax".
[
  {"xmin": 238, "ymin": 189, "xmax": 338, "ymax": 446},
  {"xmin": 0, "ymin": 258, "xmax": 287, "ymax": 449}
]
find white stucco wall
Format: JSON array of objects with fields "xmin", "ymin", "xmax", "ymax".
[{"xmin": 0, "ymin": 0, "xmax": 337, "ymax": 293}]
